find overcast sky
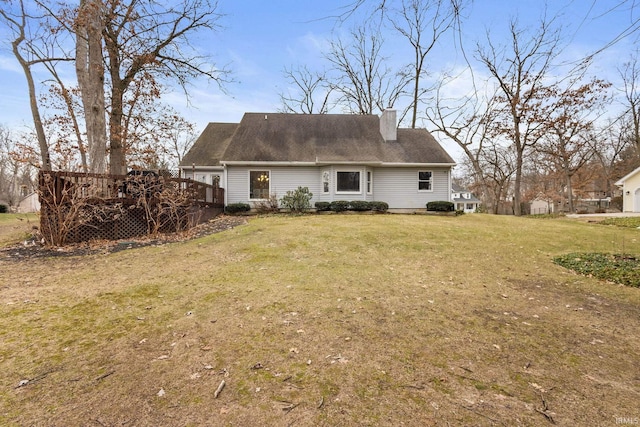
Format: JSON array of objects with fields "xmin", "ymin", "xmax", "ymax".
[{"xmin": 0, "ymin": 0, "xmax": 638, "ymax": 162}]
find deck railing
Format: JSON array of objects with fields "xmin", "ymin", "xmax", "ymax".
[{"xmin": 38, "ymin": 170, "xmax": 224, "ymax": 245}]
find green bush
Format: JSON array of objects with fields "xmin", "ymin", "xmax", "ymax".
[
  {"xmin": 225, "ymin": 202, "xmax": 251, "ymax": 214},
  {"xmin": 349, "ymin": 200, "xmax": 371, "ymax": 211},
  {"xmin": 427, "ymin": 201, "xmax": 454, "ymax": 212},
  {"xmin": 330, "ymin": 200, "xmax": 350, "ymax": 212},
  {"xmin": 315, "ymin": 201, "xmax": 331, "ymax": 211},
  {"xmin": 280, "ymin": 186, "xmax": 313, "ymax": 212},
  {"xmin": 370, "ymin": 201, "xmax": 389, "ymax": 212},
  {"xmin": 455, "ymin": 209, "xmax": 465, "ymax": 216},
  {"xmin": 0, "ymin": 204, "xmax": 7, "ymax": 213}
]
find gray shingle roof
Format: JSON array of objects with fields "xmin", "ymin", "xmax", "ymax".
[
  {"xmin": 181, "ymin": 113, "xmax": 455, "ymax": 166},
  {"xmin": 181, "ymin": 122, "xmax": 237, "ymax": 167}
]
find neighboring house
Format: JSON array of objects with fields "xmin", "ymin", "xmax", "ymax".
[
  {"xmin": 16, "ymin": 192, "xmax": 40, "ymax": 213},
  {"xmin": 180, "ymin": 110, "xmax": 456, "ymax": 210},
  {"xmin": 451, "ymin": 183, "xmax": 480, "ymax": 213},
  {"xmin": 529, "ymin": 195, "xmax": 557, "ymax": 215},
  {"xmin": 615, "ymin": 166, "xmax": 640, "ymax": 212}
]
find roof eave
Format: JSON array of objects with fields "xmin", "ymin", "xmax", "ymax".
[
  {"xmin": 221, "ymin": 161, "xmax": 317, "ymax": 166},
  {"xmin": 178, "ymin": 164, "xmax": 224, "ymax": 170},
  {"xmin": 381, "ymin": 162, "xmax": 456, "ymax": 167},
  {"xmin": 615, "ymin": 165, "xmax": 640, "ymax": 185},
  {"xmin": 220, "ymin": 160, "xmax": 456, "ymax": 167}
]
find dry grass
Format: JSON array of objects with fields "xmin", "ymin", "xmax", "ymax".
[
  {"xmin": 0, "ymin": 213, "xmax": 38, "ymax": 247},
  {"xmin": 1, "ymin": 214, "xmax": 639, "ymax": 426}
]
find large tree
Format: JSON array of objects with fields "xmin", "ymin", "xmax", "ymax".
[
  {"xmin": 100, "ymin": 0, "xmax": 227, "ymax": 174},
  {"xmin": 75, "ymin": 0, "xmax": 107, "ymax": 173},
  {"xmin": 279, "ymin": 65, "xmax": 333, "ymax": 114},
  {"xmin": 476, "ymin": 17, "xmax": 563, "ymax": 215},
  {"xmin": 0, "ymin": 0, "xmax": 58, "ymax": 170},
  {"xmin": 535, "ymin": 79, "xmax": 611, "ymax": 212},
  {"xmin": 389, "ymin": 0, "xmax": 465, "ymax": 128},
  {"xmin": 326, "ymin": 24, "xmax": 410, "ymax": 115}
]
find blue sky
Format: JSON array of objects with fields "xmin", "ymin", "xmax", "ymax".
[{"xmin": 0, "ymin": 0, "xmax": 638, "ymax": 161}]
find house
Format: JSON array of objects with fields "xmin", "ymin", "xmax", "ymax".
[
  {"xmin": 451, "ymin": 184, "xmax": 480, "ymax": 213},
  {"xmin": 180, "ymin": 110, "xmax": 456, "ymax": 211},
  {"xmin": 615, "ymin": 166, "xmax": 640, "ymax": 212},
  {"xmin": 16, "ymin": 192, "xmax": 40, "ymax": 213},
  {"xmin": 529, "ymin": 195, "xmax": 557, "ymax": 215}
]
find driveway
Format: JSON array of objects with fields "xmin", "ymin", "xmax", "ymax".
[{"xmin": 566, "ymin": 212, "xmax": 640, "ymax": 218}]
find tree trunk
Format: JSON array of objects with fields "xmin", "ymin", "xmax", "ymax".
[
  {"xmin": 108, "ymin": 81, "xmax": 127, "ymax": 175},
  {"xmin": 566, "ymin": 171, "xmax": 574, "ymax": 213},
  {"xmin": 22, "ymin": 60, "xmax": 51, "ymax": 170},
  {"xmin": 76, "ymin": 0, "xmax": 107, "ymax": 173},
  {"xmin": 513, "ymin": 151, "xmax": 523, "ymax": 216}
]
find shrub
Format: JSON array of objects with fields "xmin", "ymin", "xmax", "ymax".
[
  {"xmin": 0, "ymin": 204, "xmax": 7, "ymax": 213},
  {"xmin": 370, "ymin": 201, "xmax": 389, "ymax": 212},
  {"xmin": 427, "ymin": 201, "xmax": 454, "ymax": 212},
  {"xmin": 280, "ymin": 186, "xmax": 313, "ymax": 212},
  {"xmin": 349, "ymin": 200, "xmax": 371, "ymax": 211},
  {"xmin": 225, "ymin": 202, "xmax": 251, "ymax": 214},
  {"xmin": 253, "ymin": 193, "xmax": 279, "ymax": 213},
  {"xmin": 455, "ymin": 209, "xmax": 465, "ymax": 216},
  {"xmin": 315, "ymin": 201, "xmax": 331, "ymax": 211},
  {"xmin": 330, "ymin": 200, "xmax": 350, "ymax": 212}
]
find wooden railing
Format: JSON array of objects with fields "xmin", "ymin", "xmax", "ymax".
[
  {"xmin": 38, "ymin": 170, "xmax": 224, "ymax": 207},
  {"xmin": 38, "ymin": 170, "xmax": 225, "ymax": 244}
]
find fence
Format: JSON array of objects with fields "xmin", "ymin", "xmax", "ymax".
[{"xmin": 39, "ymin": 170, "xmax": 224, "ymax": 245}]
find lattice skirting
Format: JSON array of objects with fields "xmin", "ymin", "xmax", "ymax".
[{"xmin": 40, "ymin": 204, "xmax": 223, "ymax": 244}]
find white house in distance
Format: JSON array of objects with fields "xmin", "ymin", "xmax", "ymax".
[
  {"xmin": 615, "ymin": 166, "xmax": 640, "ymax": 212},
  {"xmin": 451, "ymin": 183, "xmax": 480, "ymax": 213},
  {"xmin": 179, "ymin": 110, "xmax": 456, "ymax": 211}
]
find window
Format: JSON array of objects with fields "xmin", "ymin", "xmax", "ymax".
[
  {"xmin": 249, "ymin": 170, "xmax": 270, "ymax": 199},
  {"xmin": 322, "ymin": 171, "xmax": 330, "ymax": 193},
  {"xmin": 366, "ymin": 171, "xmax": 372, "ymax": 194},
  {"xmin": 418, "ymin": 171, "xmax": 432, "ymax": 191},
  {"xmin": 466, "ymin": 203, "xmax": 475, "ymax": 211},
  {"xmin": 336, "ymin": 171, "xmax": 360, "ymax": 193}
]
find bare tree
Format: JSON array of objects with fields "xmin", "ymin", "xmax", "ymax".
[
  {"xmin": 424, "ymin": 74, "xmax": 497, "ymax": 204},
  {"xmin": 618, "ymin": 51, "xmax": 640, "ymax": 156},
  {"xmin": 0, "ymin": 0, "xmax": 57, "ymax": 170},
  {"xmin": 279, "ymin": 65, "xmax": 333, "ymax": 114},
  {"xmin": 476, "ymin": 143, "xmax": 517, "ymax": 214},
  {"xmin": 476, "ymin": 16, "xmax": 563, "ymax": 215},
  {"xmin": 535, "ymin": 79, "xmax": 611, "ymax": 212},
  {"xmin": 75, "ymin": 0, "xmax": 107, "ymax": 173},
  {"xmin": 389, "ymin": 0, "xmax": 465, "ymax": 128},
  {"xmin": 99, "ymin": 0, "xmax": 228, "ymax": 175},
  {"xmin": 0, "ymin": 126, "xmax": 37, "ymax": 207},
  {"xmin": 326, "ymin": 24, "xmax": 410, "ymax": 114}
]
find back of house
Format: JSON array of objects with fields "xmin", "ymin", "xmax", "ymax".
[{"xmin": 180, "ymin": 110, "xmax": 456, "ymax": 211}]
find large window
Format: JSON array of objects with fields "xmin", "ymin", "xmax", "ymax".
[
  {"xmin": 249, "ymin": 170, "xmax": 270, "ymax": 199},
  {"xmin": 418, "ymin": 171, "xmax": 432, "ymax": 191},
  {"xmin": 336, "ymin": 171, "xmax": 361, "ymax": 193}
]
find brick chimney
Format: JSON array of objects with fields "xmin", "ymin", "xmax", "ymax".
[{"xmin": 380, "ymin": 109, "xmax": 397, "ymax": 141}]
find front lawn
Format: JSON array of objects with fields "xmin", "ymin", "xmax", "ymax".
[{"xmin": 1, "ymin": 214, "xmax": 639, "ymax": 426}]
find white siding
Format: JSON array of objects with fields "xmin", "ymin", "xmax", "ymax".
[
  {"xmin": 373, "ymin": 167, "xmax": 450, "ymax": 208},
  {"xmin": 226, "ymin": 166, "xmax": 322, "ymax": 205},
  {"xmin": 226, "ymin": 165, "xmax": 452, "ymax": 209}
]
